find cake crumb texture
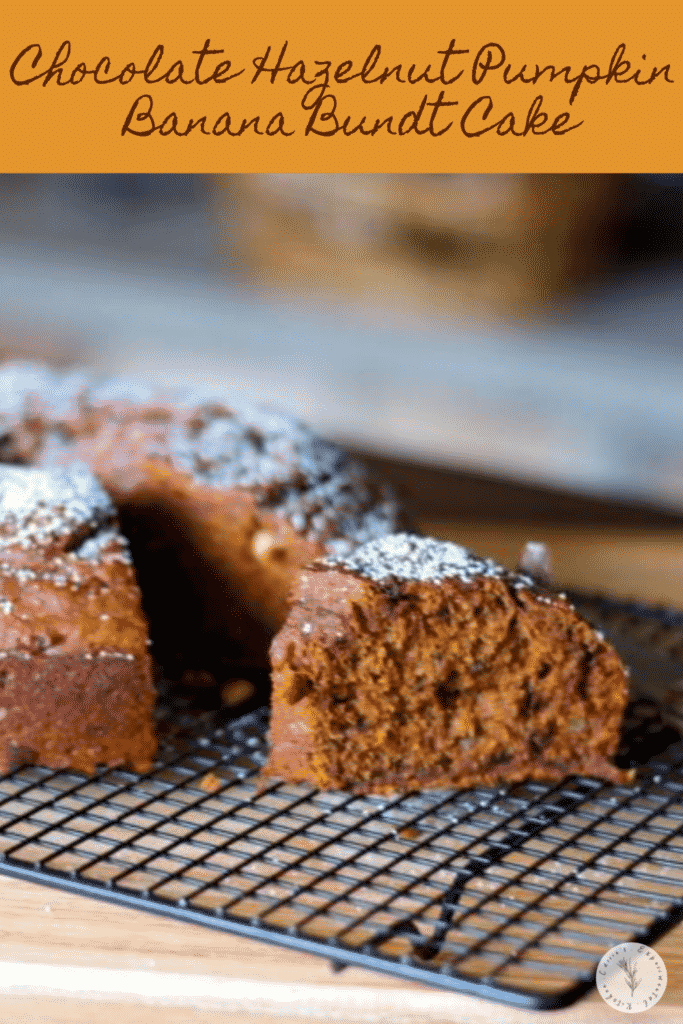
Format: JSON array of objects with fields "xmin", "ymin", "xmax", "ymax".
[
  {"xmin": 267, "ymin": 536, "xmax": 631, "ymax": 793},
  {"xmin": 0, "ymin": 464, "xmax": 156, "ymax": 774}
]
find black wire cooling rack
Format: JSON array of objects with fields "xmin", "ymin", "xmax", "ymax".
[{"xmin": 1, "ymin": 596, "xmax": 683, "ymax": 1012}]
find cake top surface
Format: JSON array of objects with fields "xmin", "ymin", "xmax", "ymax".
[
  {"xmin": 0, "ymin": 463, "xmax": 117, "ymax": 554},
  {"xmin": 165, "ymin": 401, "xmax": 402, "ymax": 546},
  {"xmin": 169, "ymin": 400, "xmax": 345, "ymax": 489},
  {"xmin": 88, "ymin": 376, "xmax": 161, "ymax": 408},
  {"xmin": 323, "ymin": 533, "xmax": 538, "ymax": 588},
  {"xmin": 0, "ymin": 361, "xmax": 87, "ymax": 422},
  {"xmin": 1, "ymin": 362, "xmax": 403, "ymax": 547}
]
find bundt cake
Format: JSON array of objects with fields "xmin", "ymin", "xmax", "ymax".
[
  {"xmin": 0, "ymin": 365, "xmax": 632, "ymax": 791},
  {"xmin": 0, "ymin": 463, "xmax": 156, "ymax": 773},
  {"xmin": 266, "ymin": 534, "xmax": 631, "ymax": 793}
]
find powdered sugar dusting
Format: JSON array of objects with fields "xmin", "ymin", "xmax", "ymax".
[
  {"xmin": 168, "ymin": 402, "xmax": 344, "ymax": 491},
  {"xmin": 0, "ymin": 363, "xmax": 403, "ymax": 548},
  {"xmin": 89, "ymin": 376, "xmax": 162, "ymax": 408},
  {"xmin": 76, "ymin": 528, "xmax": 132, "ymax": 564},
  {"xmin": 0, "ymin": 464, "xmax": 116, "ymax": 553},
  {"xmin": 166, "ymin": 400, "xmax": 402, "ymax": 545},
  {"xmin": 325, "ymin": 533, "xmax": 538, "ymax": 588},
  {"xmin": 0, "ymin": 362, "xmax": 58, "ymax": 421},
  {"xmin": 0, "ymin": 361, "xmax": 87, "ymax": 424}
]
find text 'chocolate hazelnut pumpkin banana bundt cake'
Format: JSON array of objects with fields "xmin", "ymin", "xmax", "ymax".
[
  {"xmin": 266, "ymin": 534, "xmax": 631, "ymax": 793},
  {"xmin": 0, "ymin": 463, "xmax": 156, "ymax": 773}
]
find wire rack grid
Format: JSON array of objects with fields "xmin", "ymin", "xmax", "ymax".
[{"xmin": 1, "ymin": 597, "xmax": 683, "ymax": 1012}]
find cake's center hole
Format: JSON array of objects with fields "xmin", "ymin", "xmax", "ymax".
[{"xmin": 118, "ymin": 497, "xmax": 272, "ymax": 697}]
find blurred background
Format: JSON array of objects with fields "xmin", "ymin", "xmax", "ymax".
[{"xmin": 1, "ymin": 172, "xmax": 682, "ymax": 601}]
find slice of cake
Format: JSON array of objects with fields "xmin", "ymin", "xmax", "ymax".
[
  {"xmin": 0, "ymin": 464, "xmax": 156, "ymax": 774},
  {"xmin": 266, "ymin": 534, "xmax": 631, "ymax": 793}
]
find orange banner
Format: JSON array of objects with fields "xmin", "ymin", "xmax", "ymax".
[{"xmin": 2, "ymin": 0, "xmax": 681, "ymax": 171}]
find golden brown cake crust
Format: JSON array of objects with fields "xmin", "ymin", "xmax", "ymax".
[
  {"xmin": 266, "ymin": 535, "xmax": 631, "ymax": 793},
  {"xmin": 0, "ymin": 464, "xmax": 156, "ymax": 774}
]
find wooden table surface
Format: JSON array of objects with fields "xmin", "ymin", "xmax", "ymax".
[{"xmin": 2, "ymin": 520, "xmax": 683, "ymax": 1023}]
